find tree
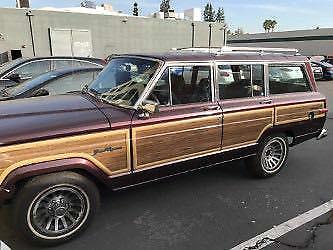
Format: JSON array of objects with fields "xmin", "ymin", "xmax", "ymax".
[
  {"xmin": 133, "ymin": 2, "xmax": 139, "ymax": 16},
  {"xmin": 208, "ymin": 3, "xmax": 215, "ymax": 22},
  {"xmin": 263, "ymin": 19, "xmax": 270, "ymax": 33},
  {"xmin": 203, "ymin": 3, "xmax": 210, "ymax": 22},
  {"xmin": 203, "ymin": 3, "xmax": 215, "ymax": 22},
  {"xmin": 160, "ymin": 0, "xmax": 170, "ymax": 13},
  {"xmin": 215, "ymin": 7, "xmax": 225, "ymax": 23},
  {"xmin": 270, "ymin": 20, "xmax": 277, "ymax": 32},
  {"xmin": 263, "ymin": 19, "xmax": 278, "ymax": 33}
]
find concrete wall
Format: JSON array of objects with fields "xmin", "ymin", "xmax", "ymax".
[
  {"xmin": 0, "ymin": 8, "xmax": 226, "ymax": 58},
  {"xmin": 228, "ymin": 28, "xmax": 333, "ymax": 56}
]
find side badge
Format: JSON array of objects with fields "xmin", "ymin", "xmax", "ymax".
[{"xmin": 92, "ymin": 146, "xmax": 122, "ymax": 156}]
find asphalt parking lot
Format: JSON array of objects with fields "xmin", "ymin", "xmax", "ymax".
[{"xmin": 1, "ymin": 81, "xmax": 333, "ymax": 250}]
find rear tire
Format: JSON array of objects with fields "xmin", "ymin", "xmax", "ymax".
[
  {"xmin": 13, "ymin": 171, "xmax": 100, "ymax": 245},
  {"xmin": 246, "ymin": 134, "xmax": 289, "ymax": 178}
]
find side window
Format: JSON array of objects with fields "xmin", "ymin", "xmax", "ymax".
[
  {"xmin": 269, "ymin": 65, "xmax": 311, "ymax": 95},
  {"xmin": 73, "ymin": 60, "xmax": 99, "ymax": 68},
  {"xmin": 9, "ymin": 60, "xmax": 51, "ymax": 79},
  {"xmin": 147, "ymin": 69, "xmax": 171, "ymax": 106},
  {"xmin": 53, "ymin": 60, "xmax": 75, "ymax": 70},
  {"xmin": 43, "ymin": 72, "xmax": 94, "ymax": 95},
  {"xmin": 217, "ymin": 64, "xmax": 265, "ymax": 100},
  {"xmin": 170, "ymin": 65, "xmax": 212, "ymax": 104}
]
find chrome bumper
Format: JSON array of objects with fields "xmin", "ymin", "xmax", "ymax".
[{"xmin": 317, "ymin": 128, "xmax": 328, "ymax": 140}]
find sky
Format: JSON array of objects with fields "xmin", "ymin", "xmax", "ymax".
[{"xmin": 1, "ymin": 0, "xmax": 333, "ymax": 33}]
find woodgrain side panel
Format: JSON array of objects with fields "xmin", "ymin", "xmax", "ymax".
[
  {"xmin": 0, "ymin": 130, "xmax": 131, "ymax": 183},
  {"xmin": 223, "ymin": 108, "xmax": 274, "ymax": 149},
  {"xmin": 275, "ymin": 102, "xmax": 325, "ymax": 125},
  {"xmin": 133, "ymin": 116, "xmax": 222, "ymax": 169}
]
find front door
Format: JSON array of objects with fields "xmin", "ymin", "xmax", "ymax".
[
  {"xmin": 217, "ymin": 63, "xmax": 274, "ymax": 150},
  {"xmin": 132, "ymin": 64, "xmax": 223, "ymax": 170}
]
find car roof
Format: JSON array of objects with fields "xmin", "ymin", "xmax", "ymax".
[
  {"xmin": 119, "ymin": 51, "xmax": 308, "ymax": 63},
  {"xmin": 21, "ymin": 56, "xmax": 104, "ymax": 63}
]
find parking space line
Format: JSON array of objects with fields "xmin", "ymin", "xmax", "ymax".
[
  {"xmin": 230, "ymin": 200, "xmax": 333, "ymax": 250},
  {"xmin": 0, "ymin": 241, "xmax": 11, "ymax": 250}
]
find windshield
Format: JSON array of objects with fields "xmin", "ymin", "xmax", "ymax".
[
  {"xmin": 88, "ymin": 57, "xmax": 159, "ymax": 108},
  {"xmin": 0, "ymin": 58, "xmax": 26, "ymax": 75}
]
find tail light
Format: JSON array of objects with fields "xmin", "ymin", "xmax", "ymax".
[{"xmin": 319, "ymin": 108, "xmax": 329, "ymax": 114}]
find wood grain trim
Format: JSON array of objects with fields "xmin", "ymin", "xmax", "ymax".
[
  {"xmin": 222, "ymin": 108, "xmax": 274, "ymax": 149},
  {"xmin": 133, "ymin": 115, "xmax": 222, "ymax": 170},
  {"xmin": 275, "ymin": 101, "xmax": 325, "ymax": 125},
  {"xmin": 0, "ymin": 130, "xmax": 131, "ymax": 185}
]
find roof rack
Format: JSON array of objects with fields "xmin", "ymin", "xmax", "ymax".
[{"xmin": 172, "ymin": 46, "xmax": 300, "ymax": 55}]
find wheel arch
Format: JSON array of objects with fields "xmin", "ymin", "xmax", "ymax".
[{"xmin": 0, "ymin": 158, "xmax": 111, "ymax": 202}]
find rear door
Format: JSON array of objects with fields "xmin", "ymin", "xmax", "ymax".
[
  {"xmin": 217, "ymin": 63, "xmax": 274, "ymax": 150},
  {"xmin": 268, "ymin": 63, "xmax": 326, "ymax": 136}
]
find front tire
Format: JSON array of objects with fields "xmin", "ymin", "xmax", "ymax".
[
  {"xmin": 246, "ymin": 134, "xmax": 289, "ymax": 178},
  {"xmin": 13, "ymin": 171, "xmax": 100, "ymax": 245}
]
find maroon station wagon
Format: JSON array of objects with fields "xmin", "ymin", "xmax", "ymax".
[{"xmin": 0, "ymin": 47, "xmax": 328, "ymax": 244}]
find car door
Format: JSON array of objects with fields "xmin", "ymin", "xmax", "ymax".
[
  {"xmin": 217, "ymin": 63, "xmax": 274, "ymax": 150},
  {"xmin": 131, "ymin": 63, "xmax": 223, "ymax": 171}
]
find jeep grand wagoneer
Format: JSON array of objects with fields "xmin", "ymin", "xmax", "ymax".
[{"xmin": 0, "ymin": 47, "xmax": 328, "ymax": 244}]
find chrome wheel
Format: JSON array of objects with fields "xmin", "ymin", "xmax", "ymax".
[
  {"xmin": 27, "ymin": 184, "xmax": 90, "ymax": 240},
  {"xmin": 261, "ymin": 137, "xmax": 287, "ymax": 173}
]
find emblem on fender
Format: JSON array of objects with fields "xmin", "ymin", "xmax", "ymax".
[{"xmin": 92, "ymin": 146, "xmax": 122, "ymax": 156}]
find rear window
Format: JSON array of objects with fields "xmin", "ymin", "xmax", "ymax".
[{"xmin": 268, "ymin": 65, "xmax": 311, "ymax": 95}]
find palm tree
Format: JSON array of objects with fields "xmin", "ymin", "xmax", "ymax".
[
  {"xmin": 270, "ymin": 20, "xmax": 277, "ymax": 32},
  {"xmin": 263, "ymin": 20, "xmax": 270, "ymax": 33}
]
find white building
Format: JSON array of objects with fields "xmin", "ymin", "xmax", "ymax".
[{"xmin": 184, "ymin": 8, "xmax": 202, "ymax": 22}]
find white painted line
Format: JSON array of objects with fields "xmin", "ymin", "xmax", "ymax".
[
  {"xmin": 230, "ymin": 200, "xmax": 333, "ymax": 250},
  {"xmin": 0, "ymin": 241, "xmax": 11, "ymax": 250}
]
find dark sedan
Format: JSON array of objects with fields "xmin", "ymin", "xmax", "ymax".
[
  {"xmin": 312, "ymin": 61, "xmax": 333, "ymax": 80},
  {"xmin": 0, "ymin": 67, "xmax": 102, "ymax": 100},
  {"xmin": 0, "ymin": 56, "xmax": 105, "ymax": 89}
]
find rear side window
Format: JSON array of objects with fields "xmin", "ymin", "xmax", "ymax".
[
  {"xmin": 217, "ymin": 64, "xmax": 265, "ymax": 100},
  {"xmin": 269, "ymin": 65, "xmax": 311, "ymax": 95}
]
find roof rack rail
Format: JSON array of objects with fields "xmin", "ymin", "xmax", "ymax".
[{"xmin": 172, "ymin": 46, "xmax": 300, "ymax": 55}]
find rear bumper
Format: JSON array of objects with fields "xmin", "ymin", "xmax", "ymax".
[{"xmin": 317, "ymin": 128, "xmax": 328, "ymax": 140}]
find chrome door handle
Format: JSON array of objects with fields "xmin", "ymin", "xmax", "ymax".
[
  {"xmin": 204, "ymin": 106, "xmax": 221, "ymax": 111},
  {"xmin": 259, "ymin": 99, "xmax": 272, "ymax": 104}
]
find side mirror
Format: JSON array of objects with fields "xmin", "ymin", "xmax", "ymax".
[
  {"xmin": 7, "ymin": 73, "xmax": 21, "ymax": 83},
  {"xmin": 33, "ymin": 88, "xmax": 49, "ymax": 97},
  {"xmin": 138, "ymin": 100, "xmax": 159, "ymax": 119},
  {"xmin": 140, "ymin": 100, "xmax": 159, "ymax": 114}
]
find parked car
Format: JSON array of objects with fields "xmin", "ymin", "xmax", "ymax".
[
  {"xmin": 0, "ymin": 56, "xmax": 105, "ymax": 89},
  {"xmin": 0, "ymin": 49, "xmax": 328, "ymax": 245},
  {"xmin": 311, "ymin": 62, "xmax": 323, "ymax": 80},
  {"xmin": 313, "ymin": 61, "xmax": 333, "ymax": 80},
  {"xmin": 0, "ymin": 67, "xmax": 102, "ymax": 101}
]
